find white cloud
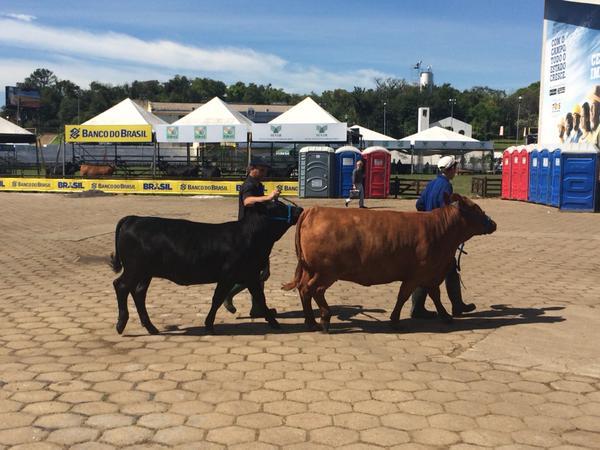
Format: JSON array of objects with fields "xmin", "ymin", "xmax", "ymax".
[
  {"xmin": 2, "ymin": 13, "xmax": 36, "ymax": 22},
  {"xmin": 0, "ymin": 18, "xmax": 390, "ymax": 95}
]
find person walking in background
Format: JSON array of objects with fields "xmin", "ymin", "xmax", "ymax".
[
  {"xmin": 345, "ymin": 159, "xmax": 366, "ymax": 208},
  {"xmin": 411, "ymin": 155, "xmax": 476, "ymax": 318}
]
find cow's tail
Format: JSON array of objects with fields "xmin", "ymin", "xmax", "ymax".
[
  {"xmin": 110, "ymin": 216, "xmax": 128, "ymax": 273},
  {"xmin": 282, "ymin": 209, "xmax": 308, "ymax": 291}
]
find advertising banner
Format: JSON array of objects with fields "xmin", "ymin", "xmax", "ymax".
[
  {"xmin": 5, "ymin": 86, "xmax": 42, "ymax": 108},
  {"xmin": 155, "ymin": 124, "xmax": 249, "ymax": 143},
  {"xmin": 539, "ymin": 0, "xmax": 600, "ymax": 146},
  {"xmin": 251, "ymin": 123, "xmax": 348, "ymax": 142},
  {"xmin": 65, "ymin": 125, "xmax": 153, "ymax": 143},
  {"xmin": 0, "ymin": 177, "xmax": 298, "ymax": 196}
]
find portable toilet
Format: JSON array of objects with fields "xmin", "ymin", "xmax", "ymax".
[
  {"xmin": 362, "ymin": 146, "xmax": 392, "ymax": 198},
  {"xmin": 528, "ymin": 148, "xmax": 540, "ymax": 203},
  {"xmin": 298, "ymin": 146, "xmax": 335, "ymax": 198},
  {"xmin": 538, "ymin": 149, "xmax": 551, "ymax": 205},
  {"xmin": 509, "ymin": 147, "xmax": 522, "ymax": 200},
  {"xmin": 549, "ymin": 148, "xmax": 562, "ymax": 207},
  {"xmin": 560, "ymin": 143, "xmax": 600, "ymax": 212},
  {"xmin": 515, "ymin": 146, "xmax": 531, "ymax": 201},
  {"xmin": 501, "ymin": 147, "xmax": 514, "ymax": 199},
  {"xmin": 335, "ymin": 146, "xmax": 362, "ymax": 198}
]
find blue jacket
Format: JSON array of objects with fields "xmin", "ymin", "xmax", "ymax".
[{"xmin": 416, "ymin": 174, "xmax": 453, "ymax": 211}]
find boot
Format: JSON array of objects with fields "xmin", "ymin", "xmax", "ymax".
[
  {"xmin": 411, "ymin": 287, "xmax": 437, "ymax": 319},
  {"xmin": 445, "ymin": 269, "xmax": 476, "ymax": 316}
]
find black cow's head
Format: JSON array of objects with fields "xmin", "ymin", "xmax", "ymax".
[
  {"xmin": 447, "ymin": 193, "xmax": 496, "ymax": 235},
  {"xmin": 262, "ymin": 199, "xmax": 304, "ymax": 226}
]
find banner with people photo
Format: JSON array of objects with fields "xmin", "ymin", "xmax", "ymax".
[{"xmin": 539, "ymin": 0, "xmax": 600, "ymax": 146}]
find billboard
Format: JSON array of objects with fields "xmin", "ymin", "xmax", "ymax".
[
  {"xmin": 5, "ymin": 87, "xmax": 42, "ymax": 108},
  {"xmin": 539, "ymin": 0, "xmax": 600, "ymax": 146},
  {"xmin": 65, "ymin": 125, "xmax": 153, "ymax": 143}
]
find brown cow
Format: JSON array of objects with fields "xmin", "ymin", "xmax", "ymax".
[
  {"xmin": 80, "ymin": 164, "xmax": 115, "ymax": 177},
  {"xmin": 282, "ymin": 193, "xmax": 496, "ymax": 332}
]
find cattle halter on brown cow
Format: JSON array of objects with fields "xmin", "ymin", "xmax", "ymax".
[{"xmin": 282, "ymin": 193, "xmax": 496, "ymax": 332}]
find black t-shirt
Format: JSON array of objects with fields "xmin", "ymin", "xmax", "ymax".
[{"xmin": 238, "ymin": 176, "xmax": 265, "ymax": 220}]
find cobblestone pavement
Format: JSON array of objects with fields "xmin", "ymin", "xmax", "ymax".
[{"xmin": 1, "ymin": 192, "xmax": 599, "ymax": 449}]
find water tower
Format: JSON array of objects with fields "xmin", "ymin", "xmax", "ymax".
[{"xmin": 419, "ymin": 65, "xmax": 434, "ymax": 93}]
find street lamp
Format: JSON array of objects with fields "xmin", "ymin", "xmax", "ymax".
[
  {"xmin": 516, "ymin": 95, "xmax": 522, "ymax": 145},
  {"xmin": 449, "ymin": 98, "xmax": 457, "ymax": 131},
  {"xmin": 383, "ymin": 101, "xmax": 387, "ymax": 135}
]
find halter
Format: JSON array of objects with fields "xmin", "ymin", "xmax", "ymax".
[{"xmin": 269, "ymin": 203, "xmax": 293, "ymax": 224}]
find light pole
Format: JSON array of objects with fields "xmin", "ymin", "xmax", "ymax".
[
  {"xmin": 383, "ymin": 101, "xmax": 387, "ymax": 135},
  {"xmin": 515, "ymin": 95, "xmax": 522, "ymax": 145},
  {"xmin": 449, "ymin": 98, "xmax": 457, "ymax": 131}
]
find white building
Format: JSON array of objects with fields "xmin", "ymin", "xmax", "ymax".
[{"xmin": 429, "ymin": 117, "xmax": 472, "ymax": 138}]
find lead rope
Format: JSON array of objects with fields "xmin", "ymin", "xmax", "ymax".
[{"xmin": 457, "ymin": 242, "xmax": 468, "ymax": 289}]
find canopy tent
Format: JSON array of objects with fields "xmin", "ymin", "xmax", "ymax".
[
  {"xmin": 252, "ymin": 97, "xmax": 347, "ymax": 142},
  {"xmin": 399, "ymin": 126, "xmax": 494, "ymax": 173},
  {"xmin": 270, "ymin": 97, "xmax": 339, "ymax": 124},
  {"xmin": 173, "ymin": 97, "xmax": 254, "ymax": 126},
  {"xmin": 0, "ymin": 116, "xmax": 36, "ymax": 144},
  {"xmin": 399, "ymin": 126, "xmax": 492, "ymax": 152},
  {"xmin": 348, "ymin": 124, "xmax": 410, "ymax": 150},
  {"xmin": 83, "ymin": 98, "xmax": 166, "ymax": 129}
]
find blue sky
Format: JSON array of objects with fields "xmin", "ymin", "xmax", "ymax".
[{"xmin": 0, "ymin": 0, "xmax": 544, "ymax": 105}]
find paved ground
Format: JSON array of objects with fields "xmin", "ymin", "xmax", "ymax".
[{"xmin": 0, "ymin": 192, "xmax": 599, "ymax": 450}]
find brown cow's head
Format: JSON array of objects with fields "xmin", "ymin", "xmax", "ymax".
[{"xmin": 447, "ymin": 193, "xmax": 496, "ymax": 235}]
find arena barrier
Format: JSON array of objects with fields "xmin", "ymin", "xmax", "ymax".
[{"xmin": 0, "ymin": 177, "xmax": 299, "ymax": 196}]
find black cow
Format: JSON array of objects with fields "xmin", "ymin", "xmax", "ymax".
[
  {"xmin": 110, "ymin": 199, "xmax": 303, "ymax": 334},
  {"xmin": 158, "ymin": 161, "xmax": 200, "ymax": 178}
]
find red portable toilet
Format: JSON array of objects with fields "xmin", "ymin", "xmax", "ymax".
[
  {"xmin": 514, "ymin": 146, "xmax": 531, "ymax": 200},
  {"xmin": 362, "ymin": 146, "xmax": 391, "ymax": 198},
  {"xmin": 501, "ymin": 147, "xmax": 514, "ymax": 199},
  {"xmin": 509, "ymin": 147, "xmax": 522, "ymax": 200}
]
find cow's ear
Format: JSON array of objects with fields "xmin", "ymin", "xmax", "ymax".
[
  {"xmin": 450, "ymin": 193, "xmax": 461, "ymax": 203},
  {"xmin": 443, "ymin": 192, "xmax": 452, "ymax": 205}
]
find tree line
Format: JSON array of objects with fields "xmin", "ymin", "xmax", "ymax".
[{"xmin": 3, "ymin": 68, "xmax": 539, "ymax": 140}]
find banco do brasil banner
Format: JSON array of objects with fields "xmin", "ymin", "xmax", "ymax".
[
  {"xmin": 0, "ymin": 177, "xmax": 298, "ymax": 196},
  {"xmin": 539, "ymin": 0, "xmax": 600, "ymax": 146},
  {"xmin": 65, "ymin": 125, "xmax": 153, "ymax": 143}
]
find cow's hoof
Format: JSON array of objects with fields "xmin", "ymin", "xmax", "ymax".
[
  {"xmin": 320, "ymin": 321, "xmax": 331, "ymax": 334},
  {"xmin": 441, "ymin": 315, "xmax": 454, "ymax": 324},
  {"xmin": 116, "ymin": 321, "xmax": 127, "ymax": 335},
  {"xmin": 250, "ymin": 307, "xmax": 277, "ymax": 318},
  {"xmin": 305, "ymin": 321, "xmax": 320, "ymax": 332},
  {"xmin": 146, "ymin": 325, "xmax": 160, "ymax": 335},
  {"xmin": 205, "ymin": 325, "xmax": 216, "ymax": 335},
  {"xmin": 452, "ymin": 303, "xmax": 476, "ymax": 317},
  {"xmin": 411, "ymin": 309, "xmax": 437, "ymax": 319},
  {"xmin": 223, "ymin": 298, "xmax": 237, "ymax": 314},
  {"xmin": 267, "ymin": 319, "xmax": 281, "ymax": 330}
]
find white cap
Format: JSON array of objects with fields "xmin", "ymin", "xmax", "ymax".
[{"xmin": 437, "ymin": 155, "xmax": 457, "ymax": 170}]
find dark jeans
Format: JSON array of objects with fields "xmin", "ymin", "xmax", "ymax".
[{"xmin": 347, "ymin": 183, "xmax": 365, "ymax": 207}]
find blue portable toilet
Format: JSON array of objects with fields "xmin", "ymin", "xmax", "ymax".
[
  {"xmin": 528, "ymin": 148, "xmax": 540, "ymax": 203},
  {"xmin": 549, "ymin": 148, "xmax": 562, "ymax": 207},
  {"xmin": 560, "ymin": 143, "xmax": 600, "ymax": 212},
  {"xmin": 335, "ymin": 146, "xmax": 362, "ymax": 198},
  {"xmin": 538, "ymin": 149, "xmax": 551, "ymax": 205}
]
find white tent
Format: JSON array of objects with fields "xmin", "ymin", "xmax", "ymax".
[
  {"xmin": 0, "ymin": 116, "xmax": 36, "ymax": 143},
  {"xmin": 399, "ymin": 126, "xmax": 491, "ymax": 151},
  {"xmin": 348, "ymin": 124, "xmax": 410, "ymax": 151},
  {"xmin": 83, "ymin": 98, "xmax": 166, "ymax": 129},
  {"xmin": 173, "ymin": 97, "xmax": 254, "ymax": 126},
  {"xmin": 270, "ymin": 97, "xmax": 339, "ymax": 124}
]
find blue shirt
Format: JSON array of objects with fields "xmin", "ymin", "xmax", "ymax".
[{"xmin": 415, "ymin": 174, "xmax": 453, "ymax": 211}]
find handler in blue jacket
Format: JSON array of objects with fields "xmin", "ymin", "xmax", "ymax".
[{"xmin": 412, "ymin": 156, "xmax": 476, "ymax": 318}]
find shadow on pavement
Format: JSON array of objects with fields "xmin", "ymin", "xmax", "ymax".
[{"xmin": 153, "ymin": 303, "xmax": 565, "ymax": 336}]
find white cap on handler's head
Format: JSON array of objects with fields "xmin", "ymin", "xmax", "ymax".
[{"xmin": 437, "ymin": 155, "xmax": 457, "ymax": 171}]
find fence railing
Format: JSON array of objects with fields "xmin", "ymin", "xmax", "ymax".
[
  {"xmin": 471, "ymin": 176, "xmax": 501, "ymax": 197},
  {"xmin": 389, "ymin": 178, "xmax": 431, "ymax": 198}
]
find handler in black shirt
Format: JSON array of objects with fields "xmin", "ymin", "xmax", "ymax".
[{"xmin": 224, "ymin": 160, "xmax": 280, "ymax": 317}]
